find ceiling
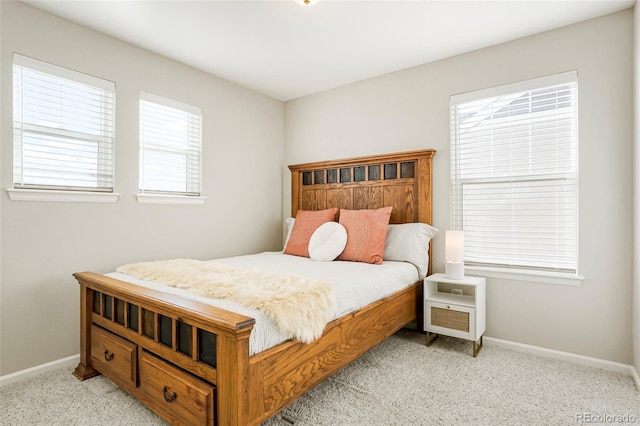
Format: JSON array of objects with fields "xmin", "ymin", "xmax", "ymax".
[{"xmin": 24, "ymin": 0, "xmax": 635, "ymax": 101}]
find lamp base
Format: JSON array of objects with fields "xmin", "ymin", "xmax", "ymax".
[{"xmin": 445, "ymin": 261, "xmax": 465, "ymax": 280}]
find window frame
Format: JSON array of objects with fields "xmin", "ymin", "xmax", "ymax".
[
  {"xmin": 450, "ymin": 71, "xmax": 583, "ymax": 285},
  {"xmin": 10, "ymin": 54, "xmax": 117, "ymax": 202},
  {"xmin": 138, "ymin": 91, "xmax": 205, "ymax": 204}
]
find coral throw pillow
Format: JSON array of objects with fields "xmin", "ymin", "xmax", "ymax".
[
  {"xmin": 337, "ymin": 206, "xmax": 393, "ymax": 265},
  {"xmin": 284, "ymin": 208, "xmax": 338, "ymax": 258}
]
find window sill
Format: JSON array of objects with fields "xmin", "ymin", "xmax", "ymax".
[
  {"xmin": 6, "ymin": 188, "xmax": 120, "ymax": 203},
  {"xmin": 135, "ymin": 193, "xmax": 207, "ymax": 205},
  {"xmin": 464, "ymin": 265, "xmax": 584, "ymax": 286}
]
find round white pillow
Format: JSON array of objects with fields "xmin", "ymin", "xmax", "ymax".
[{"xmin": 308, "ymin": 222, "xmax": 348, "ymax": 262}]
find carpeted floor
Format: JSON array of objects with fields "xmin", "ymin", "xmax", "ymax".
[{"xmin": 1, "ymin": 330, "xmax": 638, "ymax": 425}]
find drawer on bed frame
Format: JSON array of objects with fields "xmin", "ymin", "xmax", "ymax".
[
  {"xmin": 90, "ymin": 325, "xmax": 138, "ymax": 390},
  {"xmin": 139, "ymin": 350, "xmax": 215, "ymax": 426}
]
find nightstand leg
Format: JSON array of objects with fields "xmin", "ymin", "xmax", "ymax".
[
  {"xmin": 472, "ymin": 335, "xmax": 484, "ymax": 357},
  {"xmin": 426, "ymin": 332, "xmax": 439, "ymax": 347}
]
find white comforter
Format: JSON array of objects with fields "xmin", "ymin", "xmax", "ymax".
[{"xmin": 107, "ymin": 251, "xmax": 420, "ymax": 355}]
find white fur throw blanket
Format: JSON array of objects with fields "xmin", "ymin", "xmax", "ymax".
[{"xmin": 117, "ymin": 259, "xmax": 335, "ymax": 344}]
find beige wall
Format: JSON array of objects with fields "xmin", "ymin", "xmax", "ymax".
[
  {"xmin": 285, "ymin": 11, "xmax": 634, "ymax": 363},
  {"xmin": 634, "ymin": 3, "xmax": 640, "ymax": 380},
  {"xmin": 0, "ymin": 1, "xmax": 284, "ymax": 375}
]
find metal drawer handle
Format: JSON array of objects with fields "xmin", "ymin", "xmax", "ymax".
[
  {"xmin": 103, "ymin": 349, "xmax": 114, "ymax": 361},
  {"xmin": 163, "ymin": 386, "xmax": 177, "ymax": 403}
]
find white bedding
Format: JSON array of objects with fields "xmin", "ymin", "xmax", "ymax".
[{"xmin": 107, "ymin": 251, "xmax": 421, "ymax": 355}]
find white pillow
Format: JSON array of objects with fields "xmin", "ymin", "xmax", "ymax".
[
  {"xmin": 308, "ymin": 222, "xmax": 348, "ymax": 262},
  {"xmin": 283, "ymin": 217, "xmax": 295, "ymax": 250},
  {"xmin": 383, "ymin": 223, "xmax": 438, "ymax": 279}
]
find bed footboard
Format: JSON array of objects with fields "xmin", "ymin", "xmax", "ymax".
[{"xmin": 73, "ymin": 272, "xmax": 255, "ymax": 425}]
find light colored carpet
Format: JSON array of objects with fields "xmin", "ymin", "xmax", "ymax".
[{"xmin": 1, "ymin": 330, "xmax": 638, "ymax": 425}]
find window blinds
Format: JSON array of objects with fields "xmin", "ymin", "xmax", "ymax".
[
  {"xmin": 13, "ymin": 54, "xmax": 115, "ymax": 191},
  {"xmin": 139, "ymin": 92, "xmax": 202, "ymax": 196},
  {"xmin": 450, "ymin": 71, "xmax": 578, "ymax": 273}
]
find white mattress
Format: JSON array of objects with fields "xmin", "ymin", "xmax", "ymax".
[{"xmin": 107, "ymin": 251, "xmax": 420, "ymax": 355}]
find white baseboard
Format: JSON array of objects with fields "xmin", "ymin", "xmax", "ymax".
[
  {"xmin": 484, "ymin": 337, "xmax": 638, "ymax": 389},
  {"xmin": 0, "ymin": 354, "xmax": 79, "ymax": 387}
]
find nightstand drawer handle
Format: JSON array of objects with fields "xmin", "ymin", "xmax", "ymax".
[
  {"xmin": 447, "ymin": 305, "xmax": 450, "ymax": 309},
  {"xmin": 103, "ymin": 349, "xmax": 114, "ymax": 361}
]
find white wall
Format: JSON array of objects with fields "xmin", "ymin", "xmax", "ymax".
[
  {"xmin": 285, "ymin": 11, "xmax": 634, "ymax": 363},
  {"xmin": 0, "ymin": 2, "xmax": 284, "ymax": 375},
  {"xmin": 633, "ymin": 3, "xmax": 640, "ymax": 380}
]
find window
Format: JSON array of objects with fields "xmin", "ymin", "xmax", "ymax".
[
  {"xmin": 139, "ymin": 92, "xmax": 202, "ymax": 197},
  {"xmin": 450, "ymin": 71, "xmax": 578, "ymax": 275},
  {"xmin": 12, "ymin": 54, "xmax": 115, "ymax": 192}
]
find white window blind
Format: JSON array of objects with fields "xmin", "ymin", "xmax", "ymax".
[
  {"xmin": 139, "ymin": 92, "xmax": 202, "ymax": 196},
  {"xmin": 13, "ymin": 54, "xmax": 115, "ymax": 191},
  {"xmin": 450, "ymin": 71, "xmax": 578, "ymax": 273}
]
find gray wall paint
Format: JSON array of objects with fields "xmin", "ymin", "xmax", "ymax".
[
  {"xmin": 0, "ymin": 2, "xmax": 284, "ymax": 375},
  {"xmin": 634, "ymin": 3, "xmax": 640, "ymax": 380},
  {"xmin": 284, "ymin": 11, "xmax": 634, "ymax": 363},
  {"xmin": 0, "ymin": 2, "xmax": 636, "ymax": 376}
]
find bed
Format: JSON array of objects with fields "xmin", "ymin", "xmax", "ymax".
[{"xmin": 72, "ymin": 149, "xmax": 436, "ymax": 425}]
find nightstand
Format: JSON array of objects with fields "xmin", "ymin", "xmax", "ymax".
[{"xmin": 424, "ymin": 273, "xmax": 486, "ymax": 357}]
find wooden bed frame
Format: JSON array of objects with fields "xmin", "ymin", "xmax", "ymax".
[{"xmin": 73, "ymin": 149, "xmax": 435, "ymax": 425}]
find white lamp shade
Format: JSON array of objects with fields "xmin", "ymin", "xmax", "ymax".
[{"xmin": 445, "ymin": 230, "xmax": 464, "ymax": 262}]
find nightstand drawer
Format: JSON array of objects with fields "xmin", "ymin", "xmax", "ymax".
[
  {"xmin": 425, "ymin": 301, "xmax": 476, "ymax": 340},
  {"xmin": 431, "ymin": 306, "xmax": 469, "ymax": 332}
]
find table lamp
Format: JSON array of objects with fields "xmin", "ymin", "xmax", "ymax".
[{"xmin": 445, "ymin": 230, "xmax": 465, "ymax": 280}]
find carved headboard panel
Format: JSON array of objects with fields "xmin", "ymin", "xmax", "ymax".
[{"xmin": 288, "ymin": 149, "xmax": 435, "ymax": 225}]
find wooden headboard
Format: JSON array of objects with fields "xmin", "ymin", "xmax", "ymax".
[{"xmin": 288, "ymin": 149, "xmax": 435, "ymax": 225}]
